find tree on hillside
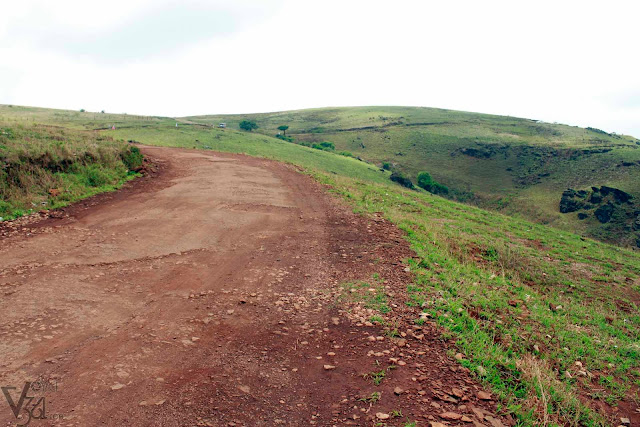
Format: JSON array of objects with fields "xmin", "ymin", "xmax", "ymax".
[
  {"xmin": 417, "ymin": 172, "xmax": 434, "ymax": 189},
  {"xmin": 417, "ymin": 171, "xmax": 449, "ymax": 195},
  {"xmin": 277, "ymin": 125, "xmax": 289, "ymax": 136},
  {"xmin": 239, "ymin": 120, "xmax": 258, "ymax": 132}
]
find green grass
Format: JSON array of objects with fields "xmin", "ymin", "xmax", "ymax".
[
  {"xmin": 109, "ymin": 123, "xmax": 390, "ymax": 185},
  {"xmin": 187, "ymin": 106, "xmax": 640, "ymax": 248},
  {"xmin": 317, "ymin": 172, "xmax": 640, "ymax": 426},
  {"xmin": 340, "ymin": 277, "xmax": 391, "ymax": 315},
  {"xmin": 0, "ymin": 121, "xmax": 142, "ymax": 219},
  {"xmin": 2, "ymin": 104, "xmax": 639, "ymax": 425},
  {"xmin": 363, "ymin": 365, "xmax": 397, "ymax": 386}
]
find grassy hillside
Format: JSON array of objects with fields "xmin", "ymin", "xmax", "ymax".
[
  {"xmin": 187, "ymin": 107, "xmax": 640, "ymax": 248},
  {"xmin": 114, "ymin": 115, "xmax": 640, "ymax": 426},
  {"xmin": 2, "ymin": 104, "xmax": 640, "ymax": 425},
  {"xmin": 0, "ymin": 119, "xmax": 143, "ymax": 219}
]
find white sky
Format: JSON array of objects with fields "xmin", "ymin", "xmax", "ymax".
[{"xmin": 1, "ymin": 0, "xmax": 638, "ymax": 137}]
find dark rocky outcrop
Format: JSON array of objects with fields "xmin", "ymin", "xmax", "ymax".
[
  {"xmin": 599, "ymin": 186, "xmax": 633, "ymax": 204},
  {"xmin": 559, "ymin": 186, "xmax": 639, "ymax": 247},
  {"xmin": 594, "ymin": 203, "xmax": 614, "ymax": 223},
  {"xmin": 560, "ymin": 189, "xmax": 588, "ymax": 213},
  {"xmin": 589, "ymin": 193, "xmax": 602, "ymax": 204}
]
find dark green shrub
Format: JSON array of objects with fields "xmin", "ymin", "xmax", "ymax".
[
  {"xmin": 417, "ymin": 171, "xmax": 449, "ymax": 195},
  {"xmin": 390, "ymin": 171, "xmax": 414, "ymax": 189},
  {"xmin": 381, "ymin": 162, "xmax": 391, "ymax": 170},
  {"xmin": 337, "ymin": 151, "xmax": 354, "ymax": 158},
  {"xmin": 85, "ymin": 166, "xmax": 111, "ymax": 187},
  {"xmin": 417, "ymin": 172, "xmax": 434, "ymax": 189},
  {"xmin": 120, "ymin": 146, "xmax": 144, "ymax": 171},
  {"xmin": 312, "ymin": 141, "xmax": 335, "ymax": 151},
  {"xmin": 275, "ymin": 134, "xmax": 294, "ymax": 142}
]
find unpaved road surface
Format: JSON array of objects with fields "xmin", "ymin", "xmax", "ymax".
[{"xmin": 0, "ymin": 147, "xmax": 509, "ymax": 426}]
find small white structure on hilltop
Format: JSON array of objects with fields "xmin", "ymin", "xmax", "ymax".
[{"xmin": 218, "ymin": 123, "xmax": 226, "ymax": 128}]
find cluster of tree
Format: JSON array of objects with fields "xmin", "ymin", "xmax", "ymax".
[
  {"xmin": 239, "ymin": 120, "xmax": 258, "ymax": 131},
  {"xmin": 387, "ymin": 168, "xmax": 449, "ymax": 195},
  {"xmin": 416, "ymin": 172, "xmax": 449, "ymax": 195}
]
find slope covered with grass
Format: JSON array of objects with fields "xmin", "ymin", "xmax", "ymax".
[
  {"xmin": 106, "ymin": 115, "xmax": 640, "ymax": 425},
  {"xmin": 115, "ymin": 116, "xmax": 640, "ymax": 426},
  {"xmin": 188, "ymin": 107, "xmax": 640, "ymax": 248},
  {"xmin": 2, "ymin": 104, "xmax": 639, "ymax": 424},
  {"xmin": 0, "ymin": 122, "xmax": 143, "ymax": 219}
]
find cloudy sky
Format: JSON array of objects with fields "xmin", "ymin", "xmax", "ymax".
[{"xmin": 1, "ymin": 0, "xmax": 638, "ymax": 136}]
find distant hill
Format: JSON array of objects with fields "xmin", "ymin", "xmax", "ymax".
[{"xmin": 187, "ymin": 106, "xmax": 640, "ymax": 248}]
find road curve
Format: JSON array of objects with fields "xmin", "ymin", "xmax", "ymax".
[{"xmin": 0, "ymin": 147, "xmax": 507, "ymax": 426}]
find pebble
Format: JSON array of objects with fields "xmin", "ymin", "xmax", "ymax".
[
  {"xmin": 477, "ymin": 391, "xmax": 492, "ymax": 400},
  {"xmin": 111, "ymin": 383, "xmax": 125, "ymax": 390},
  {"xmin": 375, "ymin": 413, "xmax": 390, "ymax": 420},
  {"xmin": 440, "ymin": 412, "xmax": 462, "ymax": 420},
  {"xmin": 323, "ymin": 365, "xmax": 336, "ymax": 370}
]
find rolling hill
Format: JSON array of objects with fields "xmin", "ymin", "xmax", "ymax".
[{"xmin": 187, "ymin": 107, "xmax": 640, "ymax": 248}]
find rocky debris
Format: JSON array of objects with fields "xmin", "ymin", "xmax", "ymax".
[
  {"xmin": 440, "ymin": 411, "xmax": 463, "ymax": 420},
  {"xmin": 323, "ymin": 365, "xmax": 336, "ymax": 370},
  {"xmin": 375, "ymin": 412, "xmax": 390, "ymax": 420},
  {"xmin": 477, "ymin": 391, "xmax": 492, "ymax": 400}
]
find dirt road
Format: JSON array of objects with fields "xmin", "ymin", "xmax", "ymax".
[{"xmin": 0, "ymin": 147, "xmax": 508, "ymax": 426}]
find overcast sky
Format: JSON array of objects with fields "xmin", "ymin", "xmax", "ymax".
[{"xmin": 1, "ymin": 0, "xmax": 638, "ymax": 136}]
